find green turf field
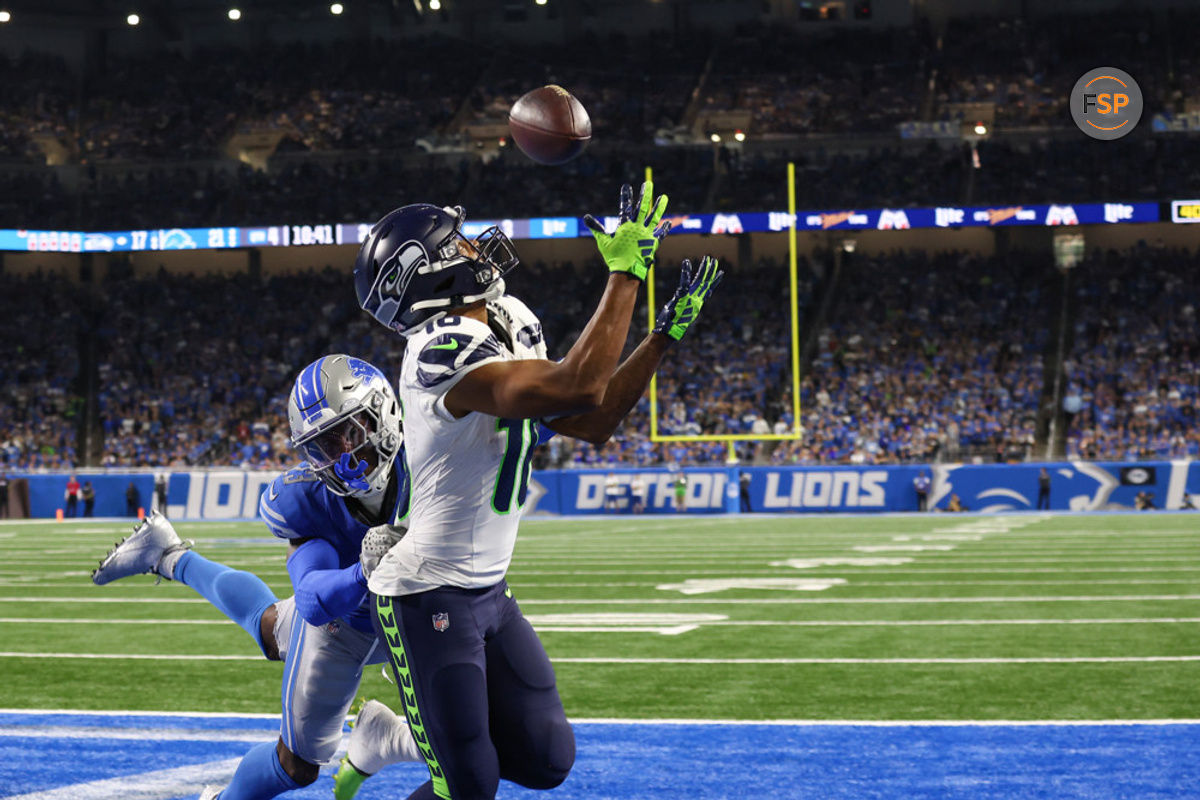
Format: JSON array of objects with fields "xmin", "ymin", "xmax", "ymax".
[{"xmin": 1, "ymin": 513, "xmax": 1197, "ymax": 720}]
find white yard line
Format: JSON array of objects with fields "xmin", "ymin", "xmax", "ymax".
[
  {"xmin": 438, "ymin": 553, "xmax": 1200, "ymax": 563},
  {"xmin": 518, "ymin": 595, "xmax": 1200, "ymax": 605},
  {"xmin": 699, "ymin": 617, "xmax": 1200, "ymax": 627},
  {"xmin": 509, "ymin": 566, "xmax": 1200, "ymax": 575},
  {"xmin": 4, "ymin": 576, "xmax": 1194, "ymax": 591},
  {"xmin": 0, "ymin": 597, "xmax": 211, "ymax": 604},
  {"xmin": 1, "ymin": 616, "xmax": 1197, "ymax": 628},
  {"xmin": 1, "ymin": 652, "xmax": 1197, "ymax": 665},
  {"xmin": 4, "ymin": 594, "xmax": 1200, "ymax": 606},
  {"xmin": 0, "ymin": 652, "xmax": 261, "ymax": 661},
  {"xmin": 824, "ymin": 579, "xmax": 1200, "ymax": 587},
  {"xmin": 0, "ymin": 618, "xmax": 242, "ymax": 625},
  {"xmin": 552, "ymin": 656, "xmax": 1200, "ymax": 665}
]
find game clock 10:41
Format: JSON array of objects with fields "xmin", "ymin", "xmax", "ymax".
[{"xmin": 289, "ymin": 224, "xmax": 338, "ymax": 245}]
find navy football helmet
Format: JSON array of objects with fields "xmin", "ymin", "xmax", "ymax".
[{"xmin": 354, "ymin": 204, "xmax": 519, "ymax": 335}]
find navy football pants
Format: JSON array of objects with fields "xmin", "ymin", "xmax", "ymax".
[{"xmin": 373, "ymin": 581, "xmax": 576, "ymax": 800}]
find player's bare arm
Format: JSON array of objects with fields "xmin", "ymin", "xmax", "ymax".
[
  {"xmin": 444, "ymin": 272, "xmax": 641, "ymax": 419},
  {"xmin": 548, "ymin": 256, "xmax": 724, "ymax": 444},
  {"xmin": 445, "ymin": 180, "xmax": 671, "ymax": 420}
]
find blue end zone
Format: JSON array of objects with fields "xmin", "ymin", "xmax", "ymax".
[{"xmin": 1, "ymin": 713, "xmax": 1197, "ymax": 799}]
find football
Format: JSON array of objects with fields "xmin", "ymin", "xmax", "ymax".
[{"xmin": 507, "ymin": 85, "xmax": 592, "ymax": 166}]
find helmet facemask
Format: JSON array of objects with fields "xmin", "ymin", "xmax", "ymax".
[
  {"xmin": 289, "ymin": 357, "xmax": 403, "ymax": 498},
  {"xmin": 293, "ymin": 389, "xmax": 401, "ymax": 497}
]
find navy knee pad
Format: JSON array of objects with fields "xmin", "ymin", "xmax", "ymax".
[{"xmin": 527, "ymin": 714, "xmax": 576, "ymax": 789}]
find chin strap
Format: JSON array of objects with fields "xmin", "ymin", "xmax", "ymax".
[{"xmin": 334, "ymin": 453, "xmax": 370, "ymax": 493}]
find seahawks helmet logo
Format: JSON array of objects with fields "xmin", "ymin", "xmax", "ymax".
[{"xmin": 369, "ymin": 241, "xmax": 429, "ymax": 329}]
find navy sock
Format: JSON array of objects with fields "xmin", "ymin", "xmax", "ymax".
[
  {"xmin": 174, "ymin": 551, "xmax": 279, "ymax": 657},
  {"xmin": 217, "ymin": 741, "xmax": 301, "ymax": 800}
]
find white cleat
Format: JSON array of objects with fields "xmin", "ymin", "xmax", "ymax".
[
  {"xmin": 198, "ymin": 786, "xmax": 222, "ymax": 800},
  {"xmin": 350, "ymin": 699, "xmax": 395, "ymax": 753},
  {"xmin": 91, "ymin": 511, "xmax": 192, "ymax": 585},
  {"xmin": 343, "ymin": 698, "xmax": 422, "ymax": 779}
]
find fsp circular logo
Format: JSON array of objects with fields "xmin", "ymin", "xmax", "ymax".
[{"xmin": 1071, "ymin": 67, "xmax": 1142, "ymax": 140}]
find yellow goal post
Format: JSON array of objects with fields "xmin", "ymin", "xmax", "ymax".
[{"xmin": 645, "ymin": 163, "xmax": 803, "ymax": 448}]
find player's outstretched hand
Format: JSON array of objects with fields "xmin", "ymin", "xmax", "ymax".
[
  {"xmin": 360, "ymin": 524, "xmax": 406, "ymax": 580},
  {"xmin": 654, "ymin": 256, "xmax": 723, "ymax": 341},
  {"xmin": 583, "ymin": 180, "xmax": 671, "ymax": 282}
]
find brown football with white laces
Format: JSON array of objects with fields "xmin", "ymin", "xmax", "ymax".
[{"xmin": 508, "ymin": 85, "xmax": 592, "ymax": 166}]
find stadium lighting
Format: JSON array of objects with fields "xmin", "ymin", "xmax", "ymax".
[
  {"xmin": 535, "ymin": 0, "xmax": 548, "ymax": 5},
  {"xmin": 710, "ymin": 133, "xmax": 721, "ymax": 143},
  {"xmin": 126, "ymin": 13, "xmax": 140, "ymax": 25},
  {"xmin": 330, "ymin": 2, "xmax": 344, "ymax": 13},
  {"xmin": 734, "ymin": 130, "xmax": 746, "ymax": 142},
  {"xmin": 0, "ymin": 10, "xmax": 10, "ymax": 23},
  {"xmin": 227, "ymin": 7, "xmax": 241, "ymax": 20},
  {"xmin": 973, "ymin": 121, "xmax": 988, "ymax": 136},
  {"xmin": 429, "ymin": 0, "xmax": 440, "ymax": 9}
]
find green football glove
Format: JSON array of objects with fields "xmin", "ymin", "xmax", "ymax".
[
  {"xmin": 583, "ymin": 181, "xmax": 671, "ymax": 282},
  {"xmin": 654, "ymin": 256, "xmax": 723, "ymax": 341}
]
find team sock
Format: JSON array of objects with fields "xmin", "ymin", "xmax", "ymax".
[
  {"xmin": 173, "ymin": 551, "xmax": 279, "ymax": 657},
  {"xmin": 217, "ymin": 741, "xmax": 301, "ymax": 800},
  {"xmin": 156, "ymin": 544, "xmax": 189, "ymax": 580}
]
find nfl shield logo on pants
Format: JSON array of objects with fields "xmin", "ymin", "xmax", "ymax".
[{"xmin": 432, "ymin": 612, "xmax": 450, "ymax": 633}]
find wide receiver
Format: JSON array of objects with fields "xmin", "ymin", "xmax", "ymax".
[
  {"xmin": 354, "ymin": 181, "xmax": 722, "ymax": 800},
  {"xmin": 92, "ymin": 355, "xmax": 425, "ymax": 800}
]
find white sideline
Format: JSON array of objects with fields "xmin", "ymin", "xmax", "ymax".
[
  {"xmin": 1, "ymin": 757, "xmax": 241, "ymax": 800},
  {"xmin": 0, "ymin": 724, "xmax": 277, "ymax": 743},
  {"xmin": 1, "ymin": 707, "xmax": 1198, "ymax": 727}
]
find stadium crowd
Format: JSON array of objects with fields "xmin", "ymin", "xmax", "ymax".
[
  {"xmin": 774, "ymin": 250, "xmax": 1050, "ymax": 467},
  {"xmin": 2, "ymin": 243, "xmax": 1194, "ymax": 472},
  {"xmin": 2, "ymin": 12, "xmax": 1193, "ymax": 164},
  {"xmin": 1, "ymin": 12, "xmax": 1197, "ymax": 473},
  {"xmin": 93, "ymin": 266, "xmax": 351, "ymax": 470},
  {"xmin": 4, "ymin": 135, "xmax": 1199, "ymax": 232},
  {"xmin": 1, "ymin": 13, "xmax": 1198, "ymax": 230},
  {"xmin": 0, "ymin": 273, "xmax": 84, "ymax": 471},
  {"xmin": 1064, "ymin": 245, "xmax": 1200, "ymax": 461}
]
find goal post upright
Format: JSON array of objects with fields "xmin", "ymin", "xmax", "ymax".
[
  {"xmin": 644, "ymin": 162, "xmax": 803, "ymax": 451},
  {"xmin": 787, "ymin": 161, "xmax": 802, "ymax": 435}
]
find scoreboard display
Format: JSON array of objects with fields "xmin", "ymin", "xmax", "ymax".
[{"xmin": 0, "ymin": 200, "xmax": 1175, "ymax": 254}]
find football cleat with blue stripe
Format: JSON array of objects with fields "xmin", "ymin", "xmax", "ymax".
[{"xmin": 91, "ymin": 511, "xmax": 192, "ymax": 585}]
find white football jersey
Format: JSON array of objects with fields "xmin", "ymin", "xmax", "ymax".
[{"xmin": 367, "ymin": 294, "xmax": 547, "ymax": 596}]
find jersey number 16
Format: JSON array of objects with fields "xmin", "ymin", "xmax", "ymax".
[{"xmin": 492, "ymin": 418, "xmax": 538, "ymax": 514}]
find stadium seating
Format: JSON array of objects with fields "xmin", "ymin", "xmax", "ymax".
[
  {"xmin": 2, "ymin": 18, "xmax": 1198, "ymax": 472},
  {"xmin": 4, "ymin": 244, "xmax": 1193, "ymax": 471},
  {"xmin": 2, "ymin": 17, "xmax": 1199, "ymax": 229}
]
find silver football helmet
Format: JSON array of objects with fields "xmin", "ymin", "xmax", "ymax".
[{"xmin": 287, "ymin": 355, "xmax": 402, "ymax": 497}]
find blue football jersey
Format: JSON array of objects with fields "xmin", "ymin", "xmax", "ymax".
[{"xmin": 259, "ymin": 451, "xmax": 410, "ymax": 631}]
